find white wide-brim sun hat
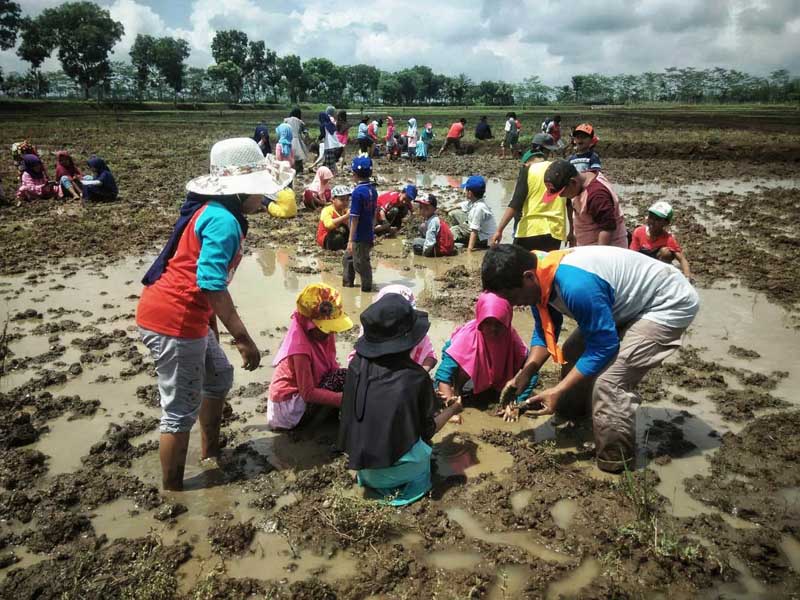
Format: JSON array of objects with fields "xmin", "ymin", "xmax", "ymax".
[{"xmin": 186, "ymin": 137, "xmax": 295, "ymax": 196}]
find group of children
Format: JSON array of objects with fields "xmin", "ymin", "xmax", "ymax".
[
  {"xmin": 267, "ymin": 277, "xmax": 538, "ymax": 504},
  {"xmin": 8, "ymin": 141, "xmax": 118, "ymax": 205}
]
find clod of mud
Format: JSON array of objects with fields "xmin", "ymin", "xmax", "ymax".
[
  {"xmin": 645, "ymin": 417, "xmax": 698, "ymax": 461},
  {"xmin": 82, "ymin": 417, "xmax": 160, "ymax": 469},
  {"xmin": 135, "ymin": 384, "xmax": 160, "ymax": 408},
  {"xmin": 153, "ymin": 502, "xmax": 188, "ymax": 522},
  {"xmin": 0, "ymin": 412, "xmax": 39, "ymax": 449},
  {"xmin": 708, "ymin": 388, "xmax": 789, "ymax": 422},
  {"xmin": 208, "ymin": 515, "xmax": 256, "ymax": 556},
  {"xmin": 22, "ymin": 511, "xmax": 92, "ymax": 553},
  {"xmin": 0, "ymin": 535, "xmax": 191, "ymax": 598},
  {"xmin": 0, "ymin": 448, "xmax": 48, "ymax": 489},
  {"xmin": 728, "ymin": 345, "xmax": 761, "ymax": 359}
]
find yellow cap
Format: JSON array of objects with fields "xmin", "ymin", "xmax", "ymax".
[{"xmin": 296, "ymin": 283, "xmax": 353, "ymax": 334}]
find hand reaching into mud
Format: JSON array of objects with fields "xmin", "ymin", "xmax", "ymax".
[
  {"xmin": 236, "ymin": 337, "xmax": 261, "ymax": 371},
  {"xmin": 525, "ymin": 387, "xmax": 561, "ymax": 416},
  {"xmin": 502, "ymin": 404, "xmax": 520, "ymax": 422}
]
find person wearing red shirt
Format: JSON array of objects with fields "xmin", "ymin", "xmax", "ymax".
[
  {"xmin": 438, "ymin": 118, "xmax": 467, "ymax": 156},
  {"xmin": 375, "ymin": 184, "xmax": 417, "ymax": 234},
  {"xmin": 630, "ymin": 201, "xmax": 693, "ymax": 280}
]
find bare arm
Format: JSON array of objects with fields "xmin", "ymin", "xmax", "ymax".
[
  {"xmin": 434, "ymin": 401, "xmax": 463, "ymax": 433},
  {"xmin": 597, "ymin": 230, "xmax": 612, "ymax": 246},
  {"xmin": 204, "ymin": 290, "xmax": 260, "ymax": 370},
  {"xmin": 675, "ymin": 251, "xmax": 692, "ymax": 280},
  {"xmin": 491, "ymin": 207, "xmax": 518, "ymax": 246},
  {"xmin": 467, "ymin": 230, "xmax": 479, "ymax": 251}
]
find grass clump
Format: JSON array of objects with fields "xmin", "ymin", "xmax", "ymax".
[{"xmin": 314, "ymin": 484, "xmax": 400, "ymax": 549}]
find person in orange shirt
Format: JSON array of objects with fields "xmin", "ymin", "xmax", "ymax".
[{"xmin": 438, "ymin": 118, "xmax": 467, "ymax": 156}]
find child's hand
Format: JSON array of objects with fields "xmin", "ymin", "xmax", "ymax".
[{"xmin": 346, "ymin": 241, "xmax": 354, "ymax": 255}]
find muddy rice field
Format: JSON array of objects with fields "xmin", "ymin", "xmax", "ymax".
[{"xmin": 0, "ymin": 104, "xmax": 799, "ymax": 599}]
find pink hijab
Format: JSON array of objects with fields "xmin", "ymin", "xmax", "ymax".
[
  {"xmin": 446, "ymin": 292, "xmax": 527, "ymax": 394},
  {"xmin": 273, "ymin": 312, "xmax": 339, "ymax": 382},
  {"xmin": 307, "ymin": 166, "xmax": 333, "ymax": 194}
]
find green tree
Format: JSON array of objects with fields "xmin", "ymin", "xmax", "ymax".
[
  {"xmin": 245, "ymin": 41, "xmax": 279, "ymax": 102},
  {"xmin": 153, "ymin": 37, "xmax": 190, "ymax": 100},
  {"xmin": 130, "ymin": 34, "xmax": 156, "ymax": 98},
  {"xmin": 0, "ymin": 0, "xmax": 21, "ymax": 50},
  {"xmin": 444, "ymin": 73, "xmax": 472, "ymax": 105},
  {"xmin": 377, "ymin": 72, "xmax": 402, "ymax": 105},
  {"xmin": 347, "ymin": 64, "xmax": 381, "ymax": 103},
  {"xmin": 208, "ymin": 61, "xmax": 244, "ymax": 101},
  {"xmin": 35, "ymin": 1, "xmax": 124, "ymax": 99},
  {"xmin": 16, "ymin": 17, "xmax": 52, "ymax": 97},
  {"xmin": 211, "ymin": 30, "xmax": 248, "ymax": 101},
  {"xmin": 303, "ymin": 57, "xmax": 346, "ymax": 103},
  {"xmin": 279, "ymin": 54, "xmax": 306, "ymax": 103},
  {"xmin": 395, "ymin": 68, "xmax": 419, "ymax": 104}
]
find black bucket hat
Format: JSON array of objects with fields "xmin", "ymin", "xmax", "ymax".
[{"xmin": 355, "ymin": 294, "xmax": 430, "ymax": 358}]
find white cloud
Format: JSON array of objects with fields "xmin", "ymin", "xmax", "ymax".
[{"xmin": 1, "ymin": 0, "xmax": 798, "ymax": 83}]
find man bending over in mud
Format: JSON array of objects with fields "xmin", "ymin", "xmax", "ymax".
[{"xmin": 481, "ymin": 244, "xmax": 699, "ymax": 473}]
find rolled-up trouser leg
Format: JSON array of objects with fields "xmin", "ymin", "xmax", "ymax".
[{"xmin": 592, "ymin": 319, "xmax": 687, "ymax": 473}]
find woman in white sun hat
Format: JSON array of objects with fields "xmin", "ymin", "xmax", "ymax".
[{"xmin": 136, "ymin": 137, "xmax": 294, "ymax": 491}]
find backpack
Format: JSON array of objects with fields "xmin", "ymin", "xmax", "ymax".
[
  {"xmin": 540, "ymin": 118, "xmax": 552, "ymax": 133},
  {"xmin": 436, "ymin": 219, "xmax": 455, "ymax": 256}
]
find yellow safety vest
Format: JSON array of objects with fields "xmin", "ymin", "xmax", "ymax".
[{"xmin": 515, "ymin": 161, "xmax": 567, "ymax": 241}]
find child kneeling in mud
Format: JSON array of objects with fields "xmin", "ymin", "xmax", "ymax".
[
  {"xmin": 411, "ymin": 194, "xmax": 455, "ymax": 257},
  {"xmin": 629, "ymin": 201, "xmax": 693, "ymax": 280},
  {"xmin": 317, "ymin": 185, "xmax": 351, "ymax": 251},
  {"xmin": 267, "ymin": 283, "xmax": 353, "ymax": 430},
  {"xmin": 338, "ymin": 294, "xmax": 463, "ymax": 505}
]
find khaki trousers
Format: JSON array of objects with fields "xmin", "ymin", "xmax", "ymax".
[{"xmin": 557, "ymin": 318, "xmax": 687, "ymax": 473}]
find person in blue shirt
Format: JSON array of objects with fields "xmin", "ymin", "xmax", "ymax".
[
  {"xmin": 81, "ymin": 157, "xmax": 118, "ymax": 202},
  {"xmin": 344, "ymin": 156, "xmax": 377, "ymax": 292},
  {"xmin": 568, "ymin": 123, "xmax": 601, "ymax": 173},
  {"xmin": 481, "ymin": 244, "xmax": 699, "ymax": 473}
]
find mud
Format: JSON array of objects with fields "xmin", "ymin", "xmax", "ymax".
[{"xmin": 0, "ymin": 106, "xmax": 799, "ymax": 597}]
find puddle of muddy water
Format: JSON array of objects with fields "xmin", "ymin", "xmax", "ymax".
[
  {"xmin": 488, "ymin": 564, "xmax": 530, "ymax": 600},
  {"xmin": 446, "ymin": 507, "xmax": 569, "ymax": 564},
  {"xmin": 427, "ymin": 550, "xmax": 482, "ymax": 570},
  {"xmin": 510, "ymin": 490, "xmax": 533, "ymax": 514},
  {"xmin": 546, "ymin": 558, "xmax": 600, "ymax": 600},
  {"xmin": 550, "ymin": 498, "xmax": 578, "ymax": 530}
]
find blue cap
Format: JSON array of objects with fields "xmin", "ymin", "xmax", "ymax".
[
  {"xmin": 460, "ymin": 175, "xmax": 486, "ymax": 193},
  {"xmin": 403, "ymin": 184, "xmax": 417, "ymax": 201},
  {"xmin": 351, "ymin": 156, "xmax": 373, "ymax": 175}
]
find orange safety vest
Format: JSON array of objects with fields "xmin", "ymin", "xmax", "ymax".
[{"xmin": 533, "ymin": 249, "xmax": 572, "ymax": 364}]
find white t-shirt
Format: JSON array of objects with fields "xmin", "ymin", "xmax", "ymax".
[{"xmin": 461, "ymin": 199, "xmax": 497, "ymax": 242}]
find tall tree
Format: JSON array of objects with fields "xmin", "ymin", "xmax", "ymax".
[
  {"xmin": 245, "ymin": 41, "xmax": 279, "ymax": 102},
  {"xmin": 16, "ymin": 17, "xmax": 53, "ymax": 98},
  {"xmin": 303, "ymin": 57, "xmax": 346, "ymax": 103},
  {"xmin": 210, "ymin": 30, "xmax": 248, "ymax": 101},
  {"xmin": 0, "ymin": 0, "xmax": 21, "ymax": 50},
  {"xmin": 153, "ymin": 37, "xmax": 190, "ymax": 100},
  {"xmin": 35, "ymin": 1, "xmax": 124, "ymax": 99},
  {"xmin": 347, "ymin": 64, "xmax": 381, "ymax": 103},
  {"xmin": 130, "ymin": 34, "xmax": 156, "ymax": 98},
  {"xmin": 279, "ymin": 54, "xmax": 306, "ymax": 103}
]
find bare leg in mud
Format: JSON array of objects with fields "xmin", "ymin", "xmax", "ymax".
[
  {"xmin": 199, "ymin": 397, "xmax": 224, "ymax": 460},
  {"xmin": 160, "ymin": 432, "xmax": 190, "ymax": 491}
]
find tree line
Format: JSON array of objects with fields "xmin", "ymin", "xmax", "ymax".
[{"xmin": 1, "ymin": 0, "xmax": 798, "ymax": 105}]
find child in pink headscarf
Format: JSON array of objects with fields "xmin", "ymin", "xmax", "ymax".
[
  {"xmin": 434, "ymin": 292, "xmax": 527, "ymax": 401},
  {"xmin": 303, "ymin": 166, "xmax": 334, "ymax": 209},
  {"xmin": 268, "ymin": 283, "xmax": 353, "ymax": 430},
  {"xmin": 347, "ymin": 284, "xmax": 437, "ymax": 371}
]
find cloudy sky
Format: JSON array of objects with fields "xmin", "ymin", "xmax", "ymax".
[{"xmin": 5, "ymin": 0, "xmax": 800, "ymax": 83}]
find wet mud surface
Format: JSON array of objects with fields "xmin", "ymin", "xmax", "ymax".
[{"xmin": 0, "ymin": 107, "xmax": 799, "ymax": 597}]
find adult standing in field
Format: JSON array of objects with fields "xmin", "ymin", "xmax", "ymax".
[
  {"xmin": 543, "ymin": 159, "xmax": 627, "ymax": 248},
  {"xmin": 491, "ymin": 133, "xmax": 565, "ymax": 251},
  {"xmin": 136, "ymin": 137, "xmax": 291, "ymax": 491},
  {"xmin": 284, "ymin": 107, "xmax": 310, "ymax": 175},
  {"xmin": 481, "ymin": 244, "xmax": 700, "ymax": 473},
  {"xmin": 438, "ymin": 118, "xmax": 467, "ymax": 156},
  {"xmin": 315, "ymin": 106, "xmax": 343, "ymax": 173},
  {"xmin": 500, "ymin": 112, "xmax": 519, "ymax": 159}
]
